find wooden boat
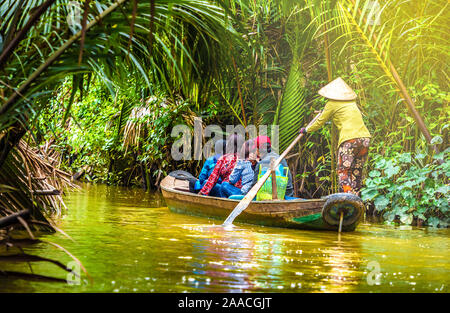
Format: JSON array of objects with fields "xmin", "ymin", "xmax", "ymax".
[{"xmin": 160, "ymin": 175, "xmax": 365, "ymax": 232}]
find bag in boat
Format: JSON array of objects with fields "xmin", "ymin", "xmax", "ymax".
[
  {"xmin": 256, "ymin": 164, "xmax": 289, "ymax": 201},
  {"xmin": 168, "ymin": 170, "xmax": 198, "ymax": 192},
  {"xmin": 168, "ymin": 170, "xmax": 197, "ymax": 181}
]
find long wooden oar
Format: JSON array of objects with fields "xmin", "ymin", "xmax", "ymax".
[{"xmin": 222, "ymin": 113, "xmax": 322, "ymax": 226}]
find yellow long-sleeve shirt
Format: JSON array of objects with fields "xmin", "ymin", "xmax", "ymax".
[{"xmin": 306, "ymin": 100, "xmax": 371, "ymax": 148}]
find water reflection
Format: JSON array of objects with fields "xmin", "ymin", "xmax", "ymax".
[
  {"xmin": 0, "ymin": 184, "xmax": 448, "ymax": 293},
  {"xmin": 174, "ymin": 222, "xmax": 367, "ymax": 292},
  {"xmin": 178, "ymin": 225, "xmax": 254, "ymax": 292},
  {"xmin": 319, "ymin": 241, "xmax": 363, "ymax": 292}
]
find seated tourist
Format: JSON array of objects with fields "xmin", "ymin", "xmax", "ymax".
[
  {"xmin": 220, "ymin": 140, "xmax": 254, "ymax": 198},
  {"xmin": 199, "ymin": 134, "xmax": 243, "ymax": 197},
  {"xmin": 250, "ymin": 136, "xmax": 294, "ymax": 198},
  {"xmin": 190, "ymin": 139, "xmax": 226, "ymax": 193},
  {"xmin": 248, "ymin": 142, "xmax": 259, "ymax": 171}
]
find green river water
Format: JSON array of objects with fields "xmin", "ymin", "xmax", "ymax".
[{"xmin": 1, "ymin": 183, "xmax": 449, "ymax": 293}]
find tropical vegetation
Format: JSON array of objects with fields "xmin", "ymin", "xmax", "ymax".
[{"xmin": 0, "ymin": 0, "xmax": 448, "ymax": 265}]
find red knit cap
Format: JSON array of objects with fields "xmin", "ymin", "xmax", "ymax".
[{"xmin": 251, "ymin": 136, "xmax": 271, "ymax": 150}]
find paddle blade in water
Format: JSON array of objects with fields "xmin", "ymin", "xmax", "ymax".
[{"xmin": 222, "ymin": 200, "xmax": 250, "ymax": 226}]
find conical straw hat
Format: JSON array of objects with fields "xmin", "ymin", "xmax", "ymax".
[{"xmin": 318, "ymin": 77, "xmax": 357, "ymax": 101}]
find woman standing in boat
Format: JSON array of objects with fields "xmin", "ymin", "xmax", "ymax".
[{"xmin": 300, "ymin": 77, "xmax": 371, "ymax": 195}]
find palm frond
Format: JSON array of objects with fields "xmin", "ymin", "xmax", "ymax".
[
  {"xmin": 0, "ymin": 140, "xmax": 77, "ymax": 222},
  {"xmin": 274, "ymin": 58, "xmax": 306, "ymax": 152},
  {"xmin": 313, "ymin": 0, "xmax": 446, "ymax": 151}
]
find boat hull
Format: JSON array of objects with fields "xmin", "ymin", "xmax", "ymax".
[{"xmin": 160, "ymin": 176, "xmax": 360, "ymax": 232}]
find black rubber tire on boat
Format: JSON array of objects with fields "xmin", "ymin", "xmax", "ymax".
[{"xmin": 321, "ymin": 193, "xmax": 365, "ymax": 227}]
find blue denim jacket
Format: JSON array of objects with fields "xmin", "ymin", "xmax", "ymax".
[
  {"xmin": 228, "ymin": 160, "xmax": 254, "ymax": 194},
  {"xmin": 194, "ymin": 154, "xmax": 221, "ymax": 191}
]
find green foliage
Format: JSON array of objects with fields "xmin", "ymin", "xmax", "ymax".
[
  {"xmin": 361, "ymin": 149, "xmax": 450, "ymax": 228},
  {"xmin": 37, "ymin": 77, "xmax": 119, "ymax": 181},
  {"xmin": 124, "ymin": 96, "xmax": 192, "ymax": 183},
  {"xmin": 37, "ymin": 76, "xmax": 197, "ymax": 188},
  {"xmin": 274, "ymin": 60, "xmax": 306, "ymax": 152}
]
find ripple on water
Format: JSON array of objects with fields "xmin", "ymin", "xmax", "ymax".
[{"xmin": 0, "ymin": 184, "xmax": 448, "ymax": 293}]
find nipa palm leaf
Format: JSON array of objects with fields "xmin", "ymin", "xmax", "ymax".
[{"xmin": 274, "ymin": 59, "xmax": 306, "ymax": 153}]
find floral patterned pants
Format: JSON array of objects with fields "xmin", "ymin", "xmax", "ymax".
[{"xmin": 337, "ymin": 138, "xmax": 370, "ymax": 195}]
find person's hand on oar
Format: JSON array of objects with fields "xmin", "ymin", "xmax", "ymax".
[{"xmin": 222, "ymin": 113, "xmax": 322, "ymax": 227}]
